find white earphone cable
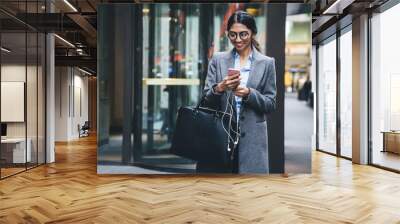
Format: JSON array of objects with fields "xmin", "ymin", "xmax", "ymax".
[{"xmin": 220, "ymin": 90, "xmax": 241, "ymax": 152}]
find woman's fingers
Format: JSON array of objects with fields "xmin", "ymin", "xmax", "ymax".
[
  {"xmin": 226, "ymin": 77, "xmax": 241, "ymax": 85},
  {"xmin": 220, "ymin": 75, "xmax": 241, "ymax": 90},
  {"xmin": 234, "ymin": 87, "xmax": 249, "ymax": 97},
  {"xmin": 234, "ymin": 91, "xmax": 245, "ymax": 97},
  {"xmin": 226, "ymin": 73, "xmax": 240, "ymax": 80}
]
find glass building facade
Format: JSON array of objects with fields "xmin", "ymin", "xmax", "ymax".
[
  {"xmin": 370, "ymin": 3, "xmax": 400, "ymax": 171},
  {"xmin": 315, "ymin": 0, "xmax": 400, "ymax": 172}
]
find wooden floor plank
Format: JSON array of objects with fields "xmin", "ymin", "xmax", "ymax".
[{"xmin": 0, "ymin": 135, "xmax": 400, "ymax": 223}]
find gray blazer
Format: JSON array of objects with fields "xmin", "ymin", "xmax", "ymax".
[{"xmin": 203, "ymin": 47, "xmax": 277, "ymax": 174}]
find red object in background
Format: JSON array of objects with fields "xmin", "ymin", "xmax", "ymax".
[
  {"xmin": 218, "ymin": 3, "xmax": 244, "ymax": 38},
  {"xmin": 155, "ymin": 57, "xmax": 161, "ymax": 65},
  {"xmin": 173, "ymin": 53, "xmax": 184, "ymax": 62}
]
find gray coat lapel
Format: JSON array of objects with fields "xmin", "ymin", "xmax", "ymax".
[{"xmin": 246, "ymin": 49, "xmax": 264, "ymax": 89}]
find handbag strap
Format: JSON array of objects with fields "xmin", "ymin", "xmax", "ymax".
[
  {"xmin": 196, "ymin": 91, "xmax": 224, "ymax": 111},
  {"xmin": 196, "ymin": 94, "xmax": 206, "ymax": 109}
]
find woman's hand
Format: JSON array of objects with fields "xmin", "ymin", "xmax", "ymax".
[
  {"xmin": 215, "ymin": 73, "xmax": 241, "ymax": 93},
  {"xmin": 234, "ymin": 86, "xmax": 250, "ymax": 98}
]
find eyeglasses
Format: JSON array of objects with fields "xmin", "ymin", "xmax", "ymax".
[{"xmin": 227, "ymin": 31, "xmax": 250, "ymax": 41}]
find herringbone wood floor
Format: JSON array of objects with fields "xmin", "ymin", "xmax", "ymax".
[{"xmin": 1, "ymin": 135, "xmax": 400, "ymax": 224}]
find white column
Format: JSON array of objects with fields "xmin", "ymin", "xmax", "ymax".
[
  {"xmin": 46, "ymin": 1, "xmax": 55, "ymax": 163},
  {"xmin": 352, "ymin": 14, "xmax": 369, "ymax": 164}
]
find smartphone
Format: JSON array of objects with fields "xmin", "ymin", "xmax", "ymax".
[
  {"xmin": 228, "ymin": 68, "xmax": 240, "ymax": 77},
  {"xmin": 228, "ymin": 68, "xmax": 240, "ymax": 90}
]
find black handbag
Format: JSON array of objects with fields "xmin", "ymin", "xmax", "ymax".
[{"xmin": 170, "ymin": 97, "xmax": 239, "ymax": 165}]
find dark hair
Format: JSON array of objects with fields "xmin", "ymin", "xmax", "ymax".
[{"xmin": 227, "ymin": 10, "xmax": 261, "ymax": 52}]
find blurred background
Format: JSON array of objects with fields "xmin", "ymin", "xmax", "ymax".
[{"xmin": 96, "ymin": 3, "xmax": 312, "ymax": 174}]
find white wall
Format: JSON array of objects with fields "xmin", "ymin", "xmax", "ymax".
[
  {"xmin": 55, "ymin": 67, "xmax": 89, "ymax": 141},
  {"xmin": 1, "ymin": 82, "xmax": 25, "ymax": 122},
  {"xmin": 1, "ymin": 63, "xmax": 46, "ymax": 164},
  {"xmin": 55, "ymin": 67, "xmax": 69, "ymax": 141},
  {"xmin": 1, "ymin": 65, "xmax": 37, "ymax": 137},
  {"xmin": 1, "ymin": 65, "xmax": 26, "ymax": 134},
  {"xmin": 72, "ymin": 72, "xmax": 89, "ymax": 138},
  {"xmin": 1, "ymin": 64, "xmax": 26, "ymax": 81}
]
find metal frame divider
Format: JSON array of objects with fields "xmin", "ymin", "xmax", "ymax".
[
  {"xmin": 0, "ymin": 19, "xmax": 2, "ymax": 179},
  {"xmin": 25, "ymin": 1, "xmax": 28, "ymax": 172},
  {"xmin": 367, "ymin": 10, "xmax": 373, "ymax": 165},
  {"xmin": 336, "ymin": 26, "xmax": 341, "ymax": 157},
  {"xmin": 315, "ymin": 44, "xmax": 319, "ymax": 151}
]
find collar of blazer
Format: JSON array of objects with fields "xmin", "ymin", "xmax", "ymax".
[{"xmin": 222, "ymin": 46, "xmax": 265, "ymax": 90}]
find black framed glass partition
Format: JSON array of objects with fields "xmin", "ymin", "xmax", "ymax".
[
  {"xmin": 0, "ymin": 2, "xmax": 46, "ymax": 179},
  {"xmin": 339, "ymin": 26, "xmax": 352, "ymax": 159},
  {"xmin": 317, "ymin": 35, "xmax": 337, "ymax": 155},
  {"xmin": 316, "ymin": 25, "xmax": 353, "ymax": 159},
  {"xmin": 0, "ymin": 29, "xmax": 28, "ymax": 178}
]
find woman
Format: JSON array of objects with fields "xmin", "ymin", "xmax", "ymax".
[{"xmin": 197, "ymin": 10, "xmax": 277, "ymax": 174}]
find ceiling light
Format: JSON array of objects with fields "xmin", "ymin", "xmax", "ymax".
[
  {"xmin": 78, "ymin": 67, "xmax": 93, "ymax": 76},
  {"xmin": 54, "ymin": 34, "xmax": 75, "ymax": 48},
  {"xmin": 323, "ymin": 0, "xmax": 354, "ymax": 15},
  {"xmin": 63, "ymin": 0, "xmax": 78, "ymax": 12},
  {"xmin": 1, "ymin": 47, "xmax": 11, "ymax": 53},
  {"xmin": 323, "ymin": 0, "xmax": 341, "ymax": 14}
]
